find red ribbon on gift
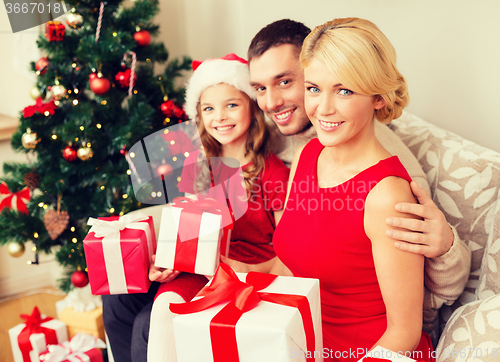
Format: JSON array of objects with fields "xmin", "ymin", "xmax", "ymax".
[
  {"xmin": 170, "ymin": 263, "xmax": 316, "ymax": 362},
  {"xmin": 0, "ymin": 182, "xmax": 30, "ymax": 214},
  {"xmin": 17, "ymin": 306, "xmax": 58, "ymax": 362},
  {"xmin": 171, "ymin": 197, "xmax": 233, "ymax": 273}
]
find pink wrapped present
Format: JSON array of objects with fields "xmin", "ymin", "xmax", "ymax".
[
  {"xmin": 83, "ymin": 212, "xmax": 156, "ymax": 295},
  {"xmin": 155, "ymin": 197, "xmax": 233, "ymax": 276},
  {"xmin": 8, "ymin": 307, "xmax": 68, "ymax": 362},
  {"xmin": 39, "ymin": 332, "xmax": 106, "ymax": 362}
]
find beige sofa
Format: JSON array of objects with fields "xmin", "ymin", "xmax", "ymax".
[{"xmin": 389, "ymin": 113, "xmax": 500, "ymax": 361}]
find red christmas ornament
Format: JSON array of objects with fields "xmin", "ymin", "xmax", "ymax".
[
  {"xmin": 115, "ymin": 67, "xmax": 137, "ymax": 88},
  {"xmin": 160, "ymin": 100, "xmax": 176, "ymax": 117},
  {"xmin": 71, "ymin": 270, "xmax": 89, "ymax": 288},
  {"xmin": 35, "ymin": 57, "xmax": 49, "ymax": 75},
  {"xmin": 134, "ymin": 30, "xmax": 151, "ymax": 47},
  {"xmin": 45, "ymin": 21, "xmax": 65, "ymax": 42},
  {"xmin": 156, "ymin": 163, "xmax": 173, "ymax": 178},
  {"xmin": 62, "ymin": 146, "xmax": 78, "ymax": 162},
  {"xmin": 90, "ymin": 76, "xmax": 111, "ymax": 95}
]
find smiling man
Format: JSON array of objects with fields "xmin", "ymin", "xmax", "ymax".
[{"xmin": 247, "ymin": 19, "xmax": 471, "ymax": 343}]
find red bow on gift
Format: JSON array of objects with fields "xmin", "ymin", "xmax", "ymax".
[
  {"xmin": 170, "ymin": 263, "xmax": 316, "ymax": 362},
  {"xmin": 170, "ymin": 197, "xmax": 233, "ymax": 273},
  {"xmin": 0, "ymin": 182, "xmax": 30, "ymax": 214},
  {"xmin": 18, "ymin": 307, "xmax": 58, "ymax": 362},
  {"xmin": 23, "ymin": 97, "xmax": 57, "ymax": 118}
]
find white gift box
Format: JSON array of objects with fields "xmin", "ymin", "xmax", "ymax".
[
  {"xmin": 8, "ymin": 311, "xmax": 68, "ymax": 362},
  {"xmin": 155, "ymin": 202, "xmax": 228, "ymax": 276},
  {"xmin": 172, "ymin": 271, "xmax": 323, "ymax": 362}
]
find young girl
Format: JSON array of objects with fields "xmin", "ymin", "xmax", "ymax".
[
  {"xmin": 271, "ymin": 18, "xmax": 434, "ymax": 361},
  {"xmin": 147, "ymin": 53, "xmax": 289, "ymax": 361}
]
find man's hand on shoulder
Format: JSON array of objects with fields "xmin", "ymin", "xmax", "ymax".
[{"xmin": 385, "ymin": 181, "xmax": 454, "ymax": 259}]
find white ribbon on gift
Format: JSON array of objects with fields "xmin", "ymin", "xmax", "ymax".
[
  {"xmin": 87, "ymin": 212, "xmax": 153, "ymax": 294},
  {"xmin": 39, "ymin": 332, "xmax": 106, "ymax": 362}
]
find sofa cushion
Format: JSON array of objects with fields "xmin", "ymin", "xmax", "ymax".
[
  {"xmin": 436, "ymin": 294, "xmax": 500, "ymax": 362},
  {"xmin": 391, "ymin": 113, "xmax": 500, "ymax": 276},
  {"xmin": 390, "ymin": 112, "xmax": 500, "ymax": 329},
  {"xmin": 477, "ymin": 209, "xmax": 500, "ymax": 299}
]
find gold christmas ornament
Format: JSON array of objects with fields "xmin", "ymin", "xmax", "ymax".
[
  {"xmin": 7, "ymin": 241, "xmax": 25, "ymax": 258},
  {"xmin": 30, "ymin": 86, "xmax": 42, "ymax": 100},
  {"xmin": 67, "ymin": 12, "xmax": 84, "ymax": 28},
  {"xmin": 77, "ymin": 146, "xmax": 93, "ymax": 161},
  {"xmin": 22, "ymin": 128, "xmax": 38, "ymax": 149},
  {"xmin": 50, "ymin": 84, "xmax": 67, "ymax": 100}
]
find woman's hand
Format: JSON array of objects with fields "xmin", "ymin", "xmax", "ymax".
[{"xmin": 149, "ymin": 255, "xmax": 181, "ymax": 283}]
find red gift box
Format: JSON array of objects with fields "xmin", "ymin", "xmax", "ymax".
[
  {"xmin": 155, "ymin": 197, "xmax": 233, "ymax": 276},
  {"xmin": 39, "ymin": 333, "xmax": 106, "ymax": 362},
  {"xmin": 45, "ymin": 21, "xmax": 65, "ymax": 42},
  {"xmin": 83, "ymin": 212, "xmax": 156, "ymax": 295}
]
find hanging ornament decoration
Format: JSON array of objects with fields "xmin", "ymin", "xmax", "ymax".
[
  {"xmin": 156, "ymin": 163, "xmax": 173, "ymax": 179},
  {"xmin": 161, "ymin": 129, "xmax": 194, "ymax": 155},
  {"xmin": 115, "ymin": 66, "xmax": 136, "ymax": 89},
  {"xmin": 77, "ymin": 145, "xmax": 94, "ymax": 161},
  {"xmin": 35, "ymin": 57, "xmax": 49, "ymax": 75},
  {"xmin": 160, "ymin": 98, "xmax": 187, "ymax": 122},
  {"xmin": 21, "ymin": 128, "xmax": 39, "ymax": 149},
  {"xmin": 66, "ymin": 12, "xmax": 84, "ymax": 28},
  {"xmin": 45, "ymin": 21, "xmax": 65, "ymax": 42},
  {"xmin": 89, "ymin": 73, "xmax": 111, "ymax": 95},
  {"xmin": 134, "ymin": 29, "xmax": 151, "ymax": 47},
  {"xmin": 50, "ymin": 80, "xmax": 67, "ymax": 101},
  {"xmin": 23, "ymin": 97, "xmax": 57, "ymax": 118},
  {"xmin": 24, "ymin": 171, "xmax": 41, "ymax": 190},
  {"xmin": 30, "ymin": 86, "xmax": 42, "ymax": 100},
  {"xmin": 118, "ymin": 51, "xmax": 137, "ymax": 96},
  {"xmin": 7, "ymin": 241, "xmax": 25, "ymax": 258},
  {"xmin": 43, "ymin": 195, "xmax": 70, "ymax": 240},
  {"xmin": 71, "ymin": 269, "xmax": 89, "ymax": 288},
  {"xmin": 0, "ymin": 182, "xmax": 30, "ymax": 214},
  {"xmin": 62, "ymin": 145, "xmax": 78, "ymax": 162},
  {"xmin": 95, "ymin": 2, "xmax": 105, "ymax": 43}
]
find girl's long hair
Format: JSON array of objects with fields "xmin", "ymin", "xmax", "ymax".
[{"xmin": 194, "ymin": 91, "xmax": 273, "ymax": 194}]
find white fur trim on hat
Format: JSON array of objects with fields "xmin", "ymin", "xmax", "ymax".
[{"xmin": 184, "ymin": 57, "xmax": 256, "ymax": 121}]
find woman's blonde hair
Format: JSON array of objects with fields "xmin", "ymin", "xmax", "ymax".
[
  {"xmin": 194, "ymin": 89, "xmax": 272, "ymax": 194},
  {"xmin": 300, "ymin": 17, "xmax": 409, "ymax": 123}
]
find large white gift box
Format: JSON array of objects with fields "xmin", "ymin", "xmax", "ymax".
[{"xmin": 169, "ymin": 264, "xmax": 323, "ymax": 362}]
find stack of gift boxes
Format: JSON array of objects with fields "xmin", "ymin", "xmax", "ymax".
[
  {"xmin": 8, "ymin": 306, "xmax": 105, "ymax": 362},
  {"xmin": 80, "ymin": 196, "xmax": 325, "ymax": 361}
]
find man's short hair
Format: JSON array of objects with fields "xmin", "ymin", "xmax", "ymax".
[{"xmin": 248, "ymin": 19, "xmax": 311, "ymax": 62}]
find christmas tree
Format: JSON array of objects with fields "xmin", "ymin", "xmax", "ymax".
[{"xmin": 0, "ymin": 0, "xmax": 191, "ymax": 292}]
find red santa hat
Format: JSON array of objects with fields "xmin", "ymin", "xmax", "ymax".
[{"xmin": 184, "ymin": 53, "xmax": 256, "ymax": 121}]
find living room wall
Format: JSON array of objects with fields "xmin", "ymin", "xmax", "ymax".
[{"xmin": 0, "ymin": 0, "xmax": 498, "ymax": 295}]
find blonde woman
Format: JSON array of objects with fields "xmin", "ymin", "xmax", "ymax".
[{"xmin": 272, "ymin": 18, "xmax": 433, "ymax": 361}]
